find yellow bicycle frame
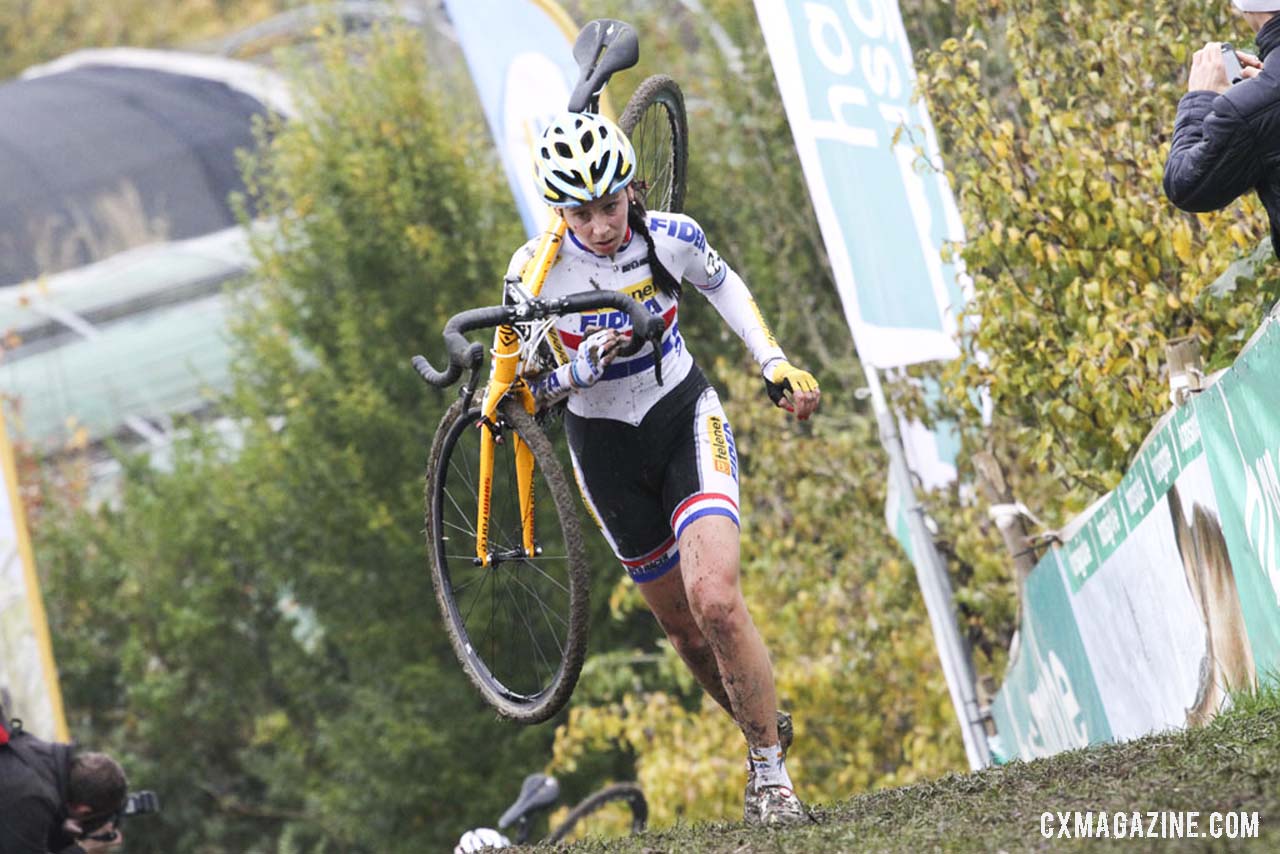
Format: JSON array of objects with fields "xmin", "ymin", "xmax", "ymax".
[{"xmin": 473, "ymin": 217, "xmax": 567, "ymax": 566}]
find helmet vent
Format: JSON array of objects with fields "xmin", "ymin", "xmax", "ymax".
[
  {"xmin": 535, "ymin": 112, "xmax": 635, "ymax": 204},
  {"xmin": 591, "ymin": 151, "xmax": 610, "ymax": 183}
]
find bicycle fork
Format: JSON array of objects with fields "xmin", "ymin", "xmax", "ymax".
[
  {"xmin": 476, "ymin": 424, "xmax": 538, "ymax": 559},
  {"xmin": 473, "ymin": 219, "xmax": 566, "ymax": 566}
]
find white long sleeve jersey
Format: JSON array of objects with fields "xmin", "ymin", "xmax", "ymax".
[{"xmin": 506, "ymin": 211, "xmax": 786, "ymax": 426}]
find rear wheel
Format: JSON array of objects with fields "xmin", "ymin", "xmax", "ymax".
[
  {"xmin": 620, "ymin": 74, "xmax": 688, "ymax": 213},
  {"xmin": 546, "ymin": 782, "xmax": 648, "ymax": 843},
  {"xmin": 426, "ymin": 397, "xmax": 589, "ymax": 723}
]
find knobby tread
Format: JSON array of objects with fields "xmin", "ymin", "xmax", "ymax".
[{"xmin": 425, "ymin": 397, "xmax": 590, "ymax": 724}]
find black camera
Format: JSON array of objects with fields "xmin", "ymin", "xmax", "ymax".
[
  {"xmin": 81, "ymin": 791, "xmax": 161, "ymax": 842},
  {"xmin": 122, "ymin": 791, "xmax": 161, "ymax": 818}
]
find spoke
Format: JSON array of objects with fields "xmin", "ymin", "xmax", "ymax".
[
  {"xmin": 448, "ymin": 452, "xmax": 479, "ymax": 501},
  {"xmin": 448, "ymin": 407, "xmax": 571, "ymax": 698},
  {"xmin": 643, "ymin": 112, "xmax": 659, "ymax": 202},
  {"xmin": 498, "ymin": 572, "xmax": 544, "ymax": 691},
  {"xmin": 442, "ymin": 517, "xmax": 477, "ymax": 538},
  {"xmin": 459, "ymin": 566, "xmax": 493, "ymax": 628},
  {"xmin": 442, "ymin": 474, "xmax": 476, "ymax": 523},
  {"xmin": 494, "ymin": 574, "xmax": 515, "ymax": 686},
  {"xmin": 436, "ymin": 417, "xmax": 481, "ymax": 560},
  {"xmin": 639, "ymin": 104, "xmax": 672, "ymax": 209},
  {"xmin": 449, "ymin": 572, "xmax": 485, "ymax": 593},
  {"xmin": 506, "ymin": 568, "xmax": 571, "ymax": 637},
  {"xmin": 518, "ymin": 558, "xmax": 572, "ymax": 597},
  {"xmin": 501, "ymin": 572, "xmax": 557, "ymax": 684},
  {"xmin": 488, "ymin": 567, "xmax": 497, "ymax": 674},
  {"xmin": 496, "ymin": 443, "xmax": 522, "ymax": 551}
]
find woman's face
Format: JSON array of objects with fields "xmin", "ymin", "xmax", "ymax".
[{"xmin": 560, "ymin": 186, "xmax": 631, "ymax": 256}]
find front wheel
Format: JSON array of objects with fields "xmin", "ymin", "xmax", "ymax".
[
  {"xmin": 620, "ymin": 74, "xmax": 688, "ymax": 214},
  {"xmin": 425, "ymin": 397, "xmax": 590, "ymax": 723}
]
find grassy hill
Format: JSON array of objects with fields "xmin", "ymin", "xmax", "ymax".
[{"xmin": 558, "ymin": 688, "xmax": 1280, "ymax": 853}]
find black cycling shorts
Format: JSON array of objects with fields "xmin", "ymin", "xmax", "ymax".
[{"xmin": 564, "ymin": 365, "xmax": 741, "ymax": 584}]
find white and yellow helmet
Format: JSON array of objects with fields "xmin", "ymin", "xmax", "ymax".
[{"xmin": 533, "ymin": 112, "xmax": 635, "ymax": 207}]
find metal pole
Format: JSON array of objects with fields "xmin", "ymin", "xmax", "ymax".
[{"xmin": 862, "ymin": 365, "xmax": 992, "ymax": 769}]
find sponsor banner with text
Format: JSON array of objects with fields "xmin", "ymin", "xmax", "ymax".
[
  {"xmin": 752, "ymin": 0, "xmax": 966, "ymax": 369},
  {"xmin": 1194, "ymin": 322, "xmax": 1280, "ymax": 678},
  {"xmin": 992, "ymin": 316, "xmax": 1280, "ymax": 761},
  {"xmin": 442, "ymin": 0, "xmax": 579, "ymax": 237}
]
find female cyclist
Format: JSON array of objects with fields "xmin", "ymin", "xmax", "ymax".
[{"xmin": 512, "ymin": 113, "xmax": 820, "ymax": 827}]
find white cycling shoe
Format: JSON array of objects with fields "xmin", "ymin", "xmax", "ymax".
[{"xmin": 744, "ymin": 784, "xmax": 809, "ymax": 827}]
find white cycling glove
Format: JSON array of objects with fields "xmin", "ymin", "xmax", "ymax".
[
  {"xmin": 528, "ymin": 329, "xmax": 618, "ymax": 405},
  {"xmin": 454, "ymin": 827, "xmax": 511, "ymax": 853}
]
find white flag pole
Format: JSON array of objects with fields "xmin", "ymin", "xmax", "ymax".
[{"xmin": 863, "ymin": 363, "xmax": 991, "ymax": 769}]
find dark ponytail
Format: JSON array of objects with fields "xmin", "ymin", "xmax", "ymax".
[{"xmin": 628, "ymin": 200, "xmax": 682, "ymax": 300}]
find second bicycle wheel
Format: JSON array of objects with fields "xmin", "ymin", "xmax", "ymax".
[
  {"xmin": 546, "ymin": 782, "xmax": 648, "ymax": 843},
  {"xmin": 620, "ymin": 74, "xmax": 688, "ymax": 214},
  {"xmin": 426, "ymin": 396, "xmax": 590, "ymax": 724}
]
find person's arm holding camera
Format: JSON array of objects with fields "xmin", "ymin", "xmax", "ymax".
[
  {"xmin": 1188, "ymin": 42, "xmax": 1262, "ymax": 92},
  {"xmin": 60, "ymin": 814, "xmax": 124, "ymax": 853},
  {"xmin": 77, "ymin": 833, "xmax": 123, "ymax": 853},
  {"xmin": 1164, "ymin": 41, "xmax": 1267, "ymax": 213}
]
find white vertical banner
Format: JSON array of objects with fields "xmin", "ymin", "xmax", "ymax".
[
  {"xmin": 443, "ymin": 0, "xmax": 581, "ymax": 238},
  {"xmin": 0, "ymin": 407, "xmax": 68, "ymax": 741},
  {"xmin": 752, "ymin": 0, "xmax": 965, "ymax": 369},
  {"xmin": 755, "ymin": 0, "xmax": 989, "ymax": 767}
]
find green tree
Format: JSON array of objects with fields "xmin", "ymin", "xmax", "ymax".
[{"xmin": 33, "ymin": 25, "xmax": 555, "ymax": 852}]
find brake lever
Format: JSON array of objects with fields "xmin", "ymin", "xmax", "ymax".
[{"xmin": 650, "ymin": 328, "xmax": 664, "ymax": 387}]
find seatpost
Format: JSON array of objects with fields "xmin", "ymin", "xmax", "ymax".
[{"xmin": 514, "ymin": 816, "xmax": 533, "ymax": 845}]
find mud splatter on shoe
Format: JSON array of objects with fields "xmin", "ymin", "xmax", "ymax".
[
  {"xmin": 746, "ymin": 784, "xmax": 808, "ymax": 827},
  {"xmin": 744, "ymin": 710, "xmax": 797, "ymax": 824}
]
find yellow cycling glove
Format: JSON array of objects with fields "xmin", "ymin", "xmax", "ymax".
[{"xmin": 763, "ymin": 359, "xmax": 819, "ymax": 409}]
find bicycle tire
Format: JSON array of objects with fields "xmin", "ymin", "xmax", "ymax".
[
  {"xmin": 426, "ymin": 396, "xmax": 590, "ymax": 724},
  {"xmin": 545, "ymin": 782, "xmax": 648, "ymax": 843},
  {"xmin": 620, "ymin": 74, "xmax": 688, "ymax": 214}
]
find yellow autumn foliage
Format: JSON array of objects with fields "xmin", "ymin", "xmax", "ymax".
[{"xmin": 899, "ymin": 0, "xmax": 1280, "ymax": 684}]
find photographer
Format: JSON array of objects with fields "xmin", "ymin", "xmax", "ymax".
[
  {"xmin": 1164, "ymin": 2, "xmax": 1280, "ymax": 254},
  {"xmin": 0, "ymin": 713, "xmax": 127, "ymax": 854}
]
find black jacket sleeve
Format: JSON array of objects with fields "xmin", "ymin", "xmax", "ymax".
[
  {"xmin": 0, "ymin": 793, "xmax": 60, "ymax": 854},
  {"xmin": 1163, "ymin": 90, "xmax": 1264, "ymax": 212},
  {"xmin": 1, "ymin": 735, "xmax": 83, "ymax": 854}
]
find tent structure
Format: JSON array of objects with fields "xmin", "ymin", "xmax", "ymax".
[
  {"xmin": 0, "ymin": 50, "xmax": 291, "ymax": 452},
  {"xmin": 0, "ymin": 6, "xmax": 452, "ymax": 456},
  {"xmin": 0, "ymin": 49, "xmax": 291, "ymax": 287}
]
